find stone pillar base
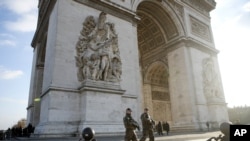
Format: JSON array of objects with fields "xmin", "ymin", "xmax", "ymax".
[
  {"xmin": 33, "ymin": 121, "xmax": 79, "ymax": 137},
  {"xmin": 78, "ymin": 80, "xmax": 126, "ymax": 135}
]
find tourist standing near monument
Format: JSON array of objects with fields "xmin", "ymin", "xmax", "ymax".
[
  {"xmin": 206, "ymin": 121, "xmax": 210, "ymax": 131},
  {"xmin": 140, "ymin": 108, "xmax": 155, "ymax": 141},
  {"xmin": 164, "ymin": 121, "xmax": 170, "ymax": 135},
  {"xmin": 123, "ymin": 108, "xmax": 140, "ymax": 141},
  {"xmin": 157, "ymin": 121, "xmax": 163, "ymax": 135}
]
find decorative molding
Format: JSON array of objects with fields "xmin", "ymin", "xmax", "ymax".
[
  {"xmin": 184, "ymin": 38, "xmax": 218, "ymax": 55},
  {"xmin": 168, "ymin": 0, "xmax": 184, "ymax": 24},
  {"xmin": 152, "ymin": 91, "xmax": 170, "ymax": 101},
  {"xmin": 137, "ymin": 12, "xmax": 166, "ymax": 55},
  {"xmin": 41, "ymin": 86, "xmax": 79, "ymax": 98},
  {"xmin": 137, "ymin": 1, "xmax": 179, "ymax": 40},
  {"xmin": 190, "ymin": 16, "xmax": 212, "ymax": 42},
  {"xmin": 79, "ymin": 79, "xmax": 124, "ymax": 94},
  {"xmin": 74, "ymin": 0, "xmax": 139, "ymax": 23},
  {"xmin": 182, "ymin": 0, "xmax": 216, "ymax": 16},
  {"xmin": 75, "ymin": 12, "xmax": 122, "ymax": 83}
]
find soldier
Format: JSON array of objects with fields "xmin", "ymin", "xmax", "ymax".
[
  {"xmin": 140, "ymin": 108, "xmax": 155, "ymax": 141},
  {"xmin": 123, "ymin": 108, "xmax": 140, "ymax": 141}
]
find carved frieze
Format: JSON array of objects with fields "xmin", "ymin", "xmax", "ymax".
[
  {"xmin": 168, "ymin": 0, "xmax": 184, "ymax": 23},
  {"xmin": 75, "ymin": 12, "xmax": 122, "ymax": 82},
  {"xmin": 202, "ymin": 57, "xmax": 223, "ymax": 98},
  {"xmin": 182, "ymin": 0, "xmax": 214, "ymax": 16},
  {"xmin": 152, "ymin": 91, "xmax": 170, "ymax": 101},
  {"xmin": 190, "ymin": 16, "xmax": 211, "ymax": 42}
]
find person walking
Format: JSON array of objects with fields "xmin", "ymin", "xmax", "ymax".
[
  {"xmin": 165, "ymin": 121, "xmax": 170, "ymax": 135},
  {"xmin": 157, "ymin": 121, "xmax": 163, "ymax": 135},
  {"xmin": 123, "ymin": 108, "xmax": 140, "ymax": 141},
  {"xmin": 206, "ymin": 121, "xmax": 210, "ymax": 131},
  {"xmin": 140, "ymin": 108, "xmax": 155, "ymax": 141}
]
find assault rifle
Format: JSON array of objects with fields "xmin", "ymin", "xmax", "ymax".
[{"xmin": 131, "ymin": 119, "xmax": 140, "ymax": 131}]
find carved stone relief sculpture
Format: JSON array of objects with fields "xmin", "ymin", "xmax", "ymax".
[
  {"xmin": 75, "ymin": 12, "xmax": 122, "ymax": 82},
  {"xmin": 202, "ymin": 57, "xmax": 223, "ymax": 98},
  {"xmin": 190, "ymin": 16, "xmax": 211, "ymax": 42}
]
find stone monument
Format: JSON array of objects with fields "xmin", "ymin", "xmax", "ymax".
[{"xmin": 27, "ymin": 0, "xmax": 229, "ymax": 137}]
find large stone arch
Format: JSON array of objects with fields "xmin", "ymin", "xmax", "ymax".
[
  {"xmin": 136, "ymin": 0, "xmax": 181, "ymax": 124},
  {"xmin": 144, "ymin": 61, "xmax": 168, "ymax": 83},
  {"xmin": 28, "ymin": 0, "xmax": 229, "ymax": 136},
  {"xmin": 143, "ymin": 61, "xmax": 172, "ymax": 123},
  {"xmin": 135, "ymin": 0, "xmax": 185, "ymax": 39}
]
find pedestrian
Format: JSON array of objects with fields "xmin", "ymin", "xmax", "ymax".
[
  {"xmin": 123, "ymin": 108, "xmax": 140, "ymax": 141},
  {"xmin": 140, "ymin": 108, "xmax": 155, "ymax": 141},
  {"xmin": 165, "ymin": 121, "xmax": 170, "ymax": 135},
  {"xmin": 206, "ymin": 121, "xmax": 210, "ymax": 131},
  {"xmin": 157, "ymin": 121, "xmax": 163, "ymax": 135}
]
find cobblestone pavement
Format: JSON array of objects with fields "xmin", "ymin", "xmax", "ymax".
[{"xmin": 11, "ymin": 131, "xmax": 221, "ymax": 141}]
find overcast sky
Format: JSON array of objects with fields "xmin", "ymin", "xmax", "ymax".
[{"xmin": 0, "ymin": 0, "xmax": 250, "ymax": 130}]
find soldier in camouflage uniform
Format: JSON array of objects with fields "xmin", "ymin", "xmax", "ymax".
[
  {"xmin": 140, "ymin": 108, "xmax": 155, "ymax": 141},
  {"xmin": 123, "ymin": 108, "xmax": 140, "ymax": 141}
]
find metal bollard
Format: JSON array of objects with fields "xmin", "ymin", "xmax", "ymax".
[
  {"xmin": 207, "ymin": 122, "xmax": 231, "ymax": 141},
  {"xmin": 79, "ymin": 127, "xmax": 96, "ymax": 141}
]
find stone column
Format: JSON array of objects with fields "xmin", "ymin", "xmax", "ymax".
[
  {"xmin": 27, "ymin": 45, "xmax": 39, "ymax": 126},
  {"xmin": 167, "ymin": 42, "xmax": 197, "ymax": 130},
  {"xmin": 27, "ymin": 42, "xmax": 44, "ymax": 127},
  {"xmin": 142, "ymin": 83, "xmax": 153, "ymax": 112},
  {"xmin": 32, "ymin": 65, "xmax": 43, "ymax": 126}
]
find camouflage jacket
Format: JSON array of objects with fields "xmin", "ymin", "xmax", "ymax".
[
  {"xmin": 123, "ymin": 114, "xmax": 140, "ymax": 130},
  {"xmin": 140, "ymin": 113, "xmax": 155, "ymax": 129}
]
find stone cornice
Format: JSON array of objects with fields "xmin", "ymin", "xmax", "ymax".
[
  {"xmin": 184, "ymin": 37, "xmax": 219, "ymax": 54},
  {"xmin": 41, "ymin": 80, "xmax": 126, "ymax": 98},
  {"xmin": 79, "ymin": 79, "xmax": 126, "ymax": 94},
  {"xmin": 41, "ymin": 86, "xmax": 79, "ymax": 98},
  {"xmin": 181, "ymin": 0, "xmax": 216, "ymax": 17},
  {"xmin": 164, "ymin": 37, "xmax": 219, "ymax": 55},
  {"xmin": 141, "ymin": 36, "xmax": 219, "ymax": 67},
  {"xmin": 74, "ymin": 0, "xmax": 140, "ymax": 24}
]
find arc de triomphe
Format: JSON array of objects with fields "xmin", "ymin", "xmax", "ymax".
[{"xmin": 27, "ymin": 0, "xmax": 229, "ymax": 137}]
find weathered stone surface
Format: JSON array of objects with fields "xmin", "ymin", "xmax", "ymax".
[{"xmin": 27, "ymin": 0, "xmax": 228, "ymax": 137}]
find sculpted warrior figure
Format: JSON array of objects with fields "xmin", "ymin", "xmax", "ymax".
[{"xmin": 75, "ymin": 12, "xmax": 122, "ymax": 82}]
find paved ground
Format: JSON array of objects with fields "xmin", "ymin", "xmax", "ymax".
[{"xmin": 11, "ymin": 131, "xmax": 222, "ymax": 141}]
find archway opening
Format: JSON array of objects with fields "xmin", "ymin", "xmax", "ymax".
[
  {"xmin": 146, "ymin": 62, "xmax": 172, "ymax": 122},
  {"xmin": 137, "ymin": 1, "xmax": 177, "ymax": 123}
]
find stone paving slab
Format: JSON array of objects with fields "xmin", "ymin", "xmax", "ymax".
[{"xmin": 12, "ymin": 131, "xmax": 221, "ymax": 141}]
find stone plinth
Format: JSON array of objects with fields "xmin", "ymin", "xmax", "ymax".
[{"xmin": 78, "ymin": 80, "xmax": 125, "ymax": 134}]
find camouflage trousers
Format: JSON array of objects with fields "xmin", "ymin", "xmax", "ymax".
[
  {"xmin": 124, "ymin": 129, "xmax": 138, "ymax": 141},
  {"xmin": 140, "ymin": 129, "xmax": 154, "ymax": 141}
]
